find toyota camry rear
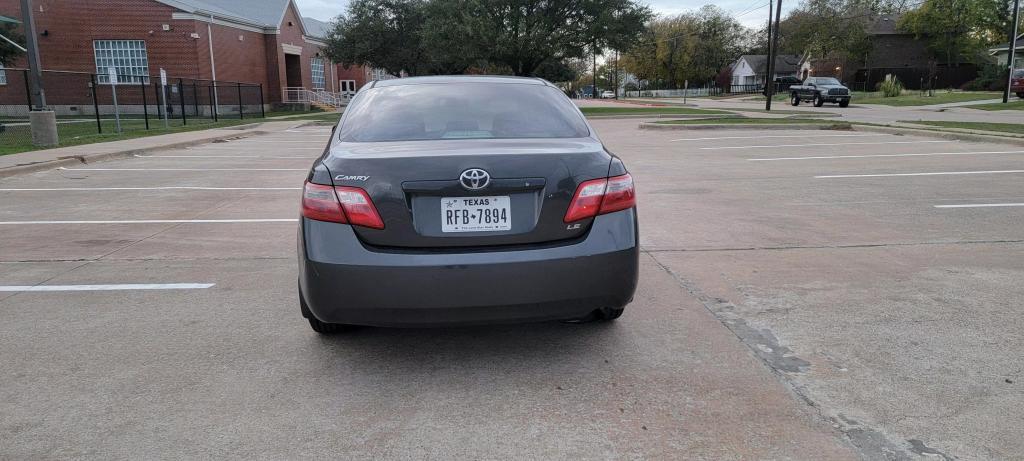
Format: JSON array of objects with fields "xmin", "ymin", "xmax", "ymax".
[{"xmin": 297, "ymin": 76, "xmax": 639, "ymax": 333}]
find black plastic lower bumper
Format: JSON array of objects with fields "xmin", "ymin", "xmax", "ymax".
[{"xmin": 298, "ymin": 209, "xmax": 639, "ymax": 327}]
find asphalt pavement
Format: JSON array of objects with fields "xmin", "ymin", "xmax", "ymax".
[{"xmin": 2, "ymin": 118, "xmax": 1023, "ymax": 459}]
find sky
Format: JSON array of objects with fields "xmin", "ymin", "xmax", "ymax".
[{"xmin": 293, "ymin": 0, "xmax": 796, "ymax": 29}]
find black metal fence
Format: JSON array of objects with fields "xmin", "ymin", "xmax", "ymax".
[{"xmin": 1, "ymin": 69, "xmax": 265, "ymax": 152}]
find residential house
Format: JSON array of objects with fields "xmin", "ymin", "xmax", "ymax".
[
  {"xmin": 728, "ymin": 54, "xmax": 802, "ymax": 92},
  {"xmin": 801, "ymin": 14, "xmax": 977, "ymax": 90},
  {"xmin": 989, "ymin": 33, "xmax": 1024, "ymax": 69},
  {"xmin": 0, "ymin": 0, "xmax": 372, "ymax": 113}
]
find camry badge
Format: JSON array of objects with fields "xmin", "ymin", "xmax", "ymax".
[{"xmin": 459, "ymin": 168, "xmax": 490, "ymax": 191}]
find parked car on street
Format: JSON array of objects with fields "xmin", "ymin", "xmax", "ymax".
[
  {"xmin": 1012, "ymin": 69, "xmax": 1024, "ymax": 99},
  {"xmin": 600, "ymin": 90, "xmax": 616, "ymax": 99},
  {"xmin": 298, "ymin": 76, "xmax": 639, "ymax": 333},
  {"xmin": 790, "ymin": 77, "xmax": 852, "ymax": 107}
]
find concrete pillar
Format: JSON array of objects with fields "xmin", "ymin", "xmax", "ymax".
[{"xmin": 29, "ymin": 110, "xmax": 59, "ymax": 147}]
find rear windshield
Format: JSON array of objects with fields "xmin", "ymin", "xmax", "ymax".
[{"xmin": 338, "ymin": 82, "xmax": 590, "ymax": 142}]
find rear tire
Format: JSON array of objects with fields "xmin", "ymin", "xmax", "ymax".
[
  {"xmin": 300, "ymin": 286, "xmax": 353, "ymax": 334},
  {"xmin": 790, "ymin": 93, "xmax": 800, "ymax": 106},
  {"xmin": 838, "ymin": 100, "xmax": 849, "ymax": 108},
  {"xmin": 813, "ymin": 95, "xmax": 824, "ymax": 107}
]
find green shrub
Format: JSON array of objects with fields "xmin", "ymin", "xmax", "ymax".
[{"xmin": 879, "ymin": 75, "xmax": 904, "ymax": 97}]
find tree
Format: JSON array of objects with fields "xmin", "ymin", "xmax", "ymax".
[
  {"xmin": 0, "ymin": 23, "xmax": 25, "ymax": 65},
  {"xmin": 899, "ymin": 0, "xmax": 984, "ymax": 66},
  {"xmin": 324, "ymin": 0, "xmax": 432, "ymax": 76},
  {"xmin": 461, "ymin": 0, "xmax": 651, "ymax": 76}
]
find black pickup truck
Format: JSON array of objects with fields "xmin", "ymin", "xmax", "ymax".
[{"xmin": 789, "ymin": 77, "xmax": 851, "ymax": 107}]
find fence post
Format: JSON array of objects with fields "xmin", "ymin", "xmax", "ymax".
[
  {"xmin": 192, "ymin": 82, "xmax": 199, "ymax": 117},
  {"xmin": 237, "ymin": 82, "xmax": 243, "ymax": 119},
  {"xmin": 141, "ymin": 78, "xmax": 149, "ymax": 130},
  {"xmin": 90, "ymin": 73, "xmax": 102, "ymax": 134},
  {"xmin": 259, "ymin": 84, "xmax": 265, "ymax": 118},
  {"xmin": 178, "ymin": 79, "xmax": 187, "ymax": 126}
]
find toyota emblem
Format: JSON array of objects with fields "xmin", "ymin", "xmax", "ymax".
[{"xmin": 459, "ymin": 168, "xmax": 491, "ymax": 191}]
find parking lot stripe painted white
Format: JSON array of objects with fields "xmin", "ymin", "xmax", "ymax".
[
  {"xmin": 671, "ymin": 134, "xmax": 882, "ymax": 141},
  {"xmin": 58, "ymin": 167, "xmax": 306, "ymax": 172},
  {"xmin": 0, "ymin": 187, "xmax": 301, "ymax": 191},
  {"xmin": 749, "ymin": 150, "xmax": 1024, "ymax": 161},
  {"xmin": 135, "ymin": 154, "xmax": 312, "ymax": 159},
  {"xmin": 0, "ymin": 283, "xmax": 215, "ymax": 292},
  {"xmin": 934, "ymin": 203, "xmax": 1024, "ymax": 208},
  {"xmin": 0, "ymin": 219, "xmax": 299, "ymax": 225},
  {"xmin": 816, "ymin": 170, "xmax": 1024, "ymax": 179},
  {"xmin": 702, "ymin": 140, "xmax": 952, "ymax": 150}
]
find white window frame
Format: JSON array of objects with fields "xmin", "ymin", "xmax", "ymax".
[
  {"xmin": 94, "ymin": 40, "xmax": 150, "ymax": 85},
  {"xmin": 310, "ymin": 57, "xmax": 325, "ymax": 90}
]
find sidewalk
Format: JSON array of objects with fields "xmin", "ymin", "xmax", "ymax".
[{"xmin": 0, "ymin": 120, "xmax": 312, "ymax": 178}]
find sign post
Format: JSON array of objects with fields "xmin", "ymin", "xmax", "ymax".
[
  {"xmin": 683, "ymin": 80, "xmax": 689, "ymax": 104},
  {"xmin": 108, "ymin": 67, "xmax": 122, "ymax": 134},
  {"xmin": 160, "ymin": 68, "xmax": 169, "ymax": 128}
]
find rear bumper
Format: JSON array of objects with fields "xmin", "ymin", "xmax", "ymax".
[{"xmin": 298, "ymin": 209, "xmax": 639, "ymax": 327}]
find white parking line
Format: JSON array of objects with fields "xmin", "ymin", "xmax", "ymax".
[
  {"xmin": 135, "ymin": 154, "xmax": 312, "ymax": 159},
  {"xmin": 0, "ymin": 187, "xmax": 301, "ymax": 191},
  {"xmin": 59, "ymin": 167, "xmax": 306, "ymax": 171},
  {"xmin": 934, "ymin": 203, "xmax": 1024, "ymax": 209},
  {"xmin": 702, "ymin": 140, "xmax": 952, "ymax": 150},
  {"xmin": 0, "ymin": 219, "xmax": 299, "ymax": 225},
  {"xmin": 671, "ymin": 134, "xmax": 882, "ymax": 141},
  {"xmin": 816, "ymin": 170, "xmax": 1024, "ymax": 179},
  {"xmin": 0, "ymin": 283, "xmax": 215, "ymax": 292},
  {"xmin": 749, "ymin": 150, "xmax": 1024, "ymax": 161}
]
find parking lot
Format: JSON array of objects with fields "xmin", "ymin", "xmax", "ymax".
[{"xmin": 2, "ymin": 119, "xmax": 1022, "ymax": 459}]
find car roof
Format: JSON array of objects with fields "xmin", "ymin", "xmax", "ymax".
[{"xmin": 371, "ymin": 75, "xmax": 552, "ymax": 88}]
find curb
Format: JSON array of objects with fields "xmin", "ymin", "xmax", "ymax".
[
  {"xmin": 851, "ymin": 125, "xmax": 1024, "ymax": 146},
  {"xmin": 0, "ymin": 129, "xmax": 268, "ymax": 179},
  {"xmin": 639, "ymin": 122, "xmax": 852, "ymax": 131}
]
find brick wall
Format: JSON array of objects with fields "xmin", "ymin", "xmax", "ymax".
[{"xmin": 0, "ymin": 0, "xmax": 325, "ymax": 106}]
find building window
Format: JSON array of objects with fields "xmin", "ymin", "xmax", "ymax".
[
  {"xmin": 0, "ymin": 61, "xmax": 6, "ymax": 86},
  {"xmin": 94, "ymin": 40, "xmax": 150, "ymax": 84},
  {"xmin": 311, "ymin": 57, "xmax": 325, "ymax": 90},
  {"xmin": 370, "ymin": 68, "xmax": 397, "ymax": 81}
]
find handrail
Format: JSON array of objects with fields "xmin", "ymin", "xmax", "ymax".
[{"xmin": 282, "ymin": 87, "xmax": 353, "ymax": 108}]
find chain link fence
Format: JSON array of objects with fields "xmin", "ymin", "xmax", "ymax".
[{"xmin": 1, "ymin": 69, "xmax": 265, "ymax": 153}]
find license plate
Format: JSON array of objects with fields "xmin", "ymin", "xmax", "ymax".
[{"xmin": 441, "ymin": 196, "xmax": 511, "ymax": 232}]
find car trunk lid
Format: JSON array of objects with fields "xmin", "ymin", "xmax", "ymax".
[{"xmin": 322, "ymin": 138, "xmax": 612, "ymax": 248}]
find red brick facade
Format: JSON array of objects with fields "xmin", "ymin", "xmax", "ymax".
[{"xmin": 0, "ymin": 0, "xmax": 364, "ymax": 105}]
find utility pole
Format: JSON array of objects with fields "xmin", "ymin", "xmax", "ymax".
[
  {"xmin": 1004, "ymin": 0, "xmax": 1020, "ymax": 103},
  {"xmin": 592, "ymin": 41, "xmax": 598, "ymax": 98},
  {"xmin": 764, "ymin": 0, "xmax": 774, "ymax": 110},
  {"xmin": 765, "ymin": 0, "xmax": 783, "ymax": 111},
  {"xmin": 20, "ymin": 0, "xmax": 45, "ymax": 108}
]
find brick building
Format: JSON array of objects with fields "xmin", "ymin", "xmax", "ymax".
[{"xmin": 0, "ymin": 0, "xmax": 372, "ymax": 110}]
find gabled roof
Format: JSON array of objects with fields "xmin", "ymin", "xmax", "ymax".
[
  {"xmin": 301, "ymin": 17, "xmax": 330, "ymax": 39},
  {"xmin": 155, "ymin": 0, "xmax": 331, "ymax": 38},
  {"xmin": 736, "ymin": 55, "xmax": 802, "ymax": 74}
]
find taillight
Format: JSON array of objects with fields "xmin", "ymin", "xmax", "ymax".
[
  {"xmin": 302, "ymin": 182, "xmax": 346, "ymax": 223},
  {"xmin": 335, "ymin": 186, "xmax": 384, "ymax": 229},
  {"xmin": 301, "ymin": 181, "xmax": 384, "ymax": 229},
  {"xmin": 563, "ymin": 173, "xmax": 636, "ymax": 223}
]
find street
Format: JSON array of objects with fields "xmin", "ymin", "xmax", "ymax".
[{"xmin": 2, "ymin": 118, "xmax": 1023, "ymax": 459}]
